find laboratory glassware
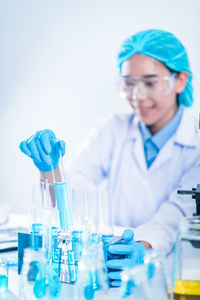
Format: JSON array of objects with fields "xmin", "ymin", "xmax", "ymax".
[
  {"xmin": 143, "ymin": 250, "xmax": 169, "ymax": 300},
  {"xmin": 119, "ymin": 249, "xmax": 169, "ymax": 299},
  {"xmin": 51, "ymin": 147, "xmax": 71, "ymax": 231},
  {"xmin": 120, "ymin": 264, "xmax": 152, "ymax": 300},
  {"xmin": 29, "ymin": 180, "xmax": 60, "ymax": 233},
  {"xmin": 98, "ymin": 190, "xmax": 113, "ymax": 237},
  {"xmin": 172, "ymin": 216, "xmax": 200, "ymax": 300},
  {"xmin": 0, "ymin": 259, "xmax": 8, "ymax": 292},
  {"xmin": 19, "ymin": 248, "xmax": 61, "ymax": 300},
  {"xmin": 73, "ymin": 241, "xmax": 109, "ymax": 300},
  {"xmin": 29, "ymin": 180, "xmax": 60, "ymax": 262},
  {"xmin": 71, "ymin": 188, "xmax": 100, "ymax": 265},
  {"xmin": 59, "ymin": 231, "xmax": 76, "ymax": 284}
]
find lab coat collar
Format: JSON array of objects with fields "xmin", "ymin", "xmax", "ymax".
[
  {"xmin": 125, "ymin": 108, "xmax": 199, "ymax": 174},
  {"xmin": 173, "ymin": 107, "xmax": 199, "ymax": 147},
  {"xmin": 126, "ymin": 108, "xmax": 199, "ymax": 148}
]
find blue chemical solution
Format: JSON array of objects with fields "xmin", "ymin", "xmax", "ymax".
[
  {"xmin": 31, "ymin": 223, "xmax": 43, "ymax": 249},
  {"xmin": 89, "ymin": 270, "xmax": 101, "ymax": 291},
  {"xmin": 122, "ymin": 279, "xmax": 135, "ymax": 297},
  {"xmin": 67, "ymin": 250, "xmax": 76, "ymax": 283},
  {"xmin": 32, "ymin": 224, "xmax": 43, "ymax": 235},
  {"xmin": 33, "ymin": 277, "xmax": 47, "ymax": 299},
  {"xmin": 54, "ymin": 182, "xmax": 70, "ymax": 229},
  {"xmin": 72, "ymin": 231, "xmax": 84, "ymax": 263},
  {"xmin": 101, "ymin": 234, "xmax": 114, "ymax": 262},
  {"xmin": 0, "ymin": 275, "xmax": 8, "ymax": 291},
  {"xmin": 48, "ymin": 267, "xmax": 62, "ymax": 298},
  {"xmin": 101, "ymin": 234, "xmax": 116, "ymax": 287},
  {"xmin": 84, "ymin": 284, "xmax": 95, "ymax": 300},
  {"xmin": 90, "ymin": 233, "xmax": 99, "ymax": 244},
  {"xmin": 52, "ymin": 248, "xmax": 62, "ymax": 276}
]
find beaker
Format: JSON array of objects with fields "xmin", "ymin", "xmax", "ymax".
[
  {"xmin": 172, "ymin": 216, "xmax": 200, "ymax": 299},
  {"xmin": 19, "ymin": 248, "xmax": 61, "ymax": 300},
  {"xmin": 143, "ymin": 250, "xmax": 169, "ymax": 300},
  {"xmin": 120, "ymin": 264, "xmax": 152, "ymax": 300},
  {"xmin": 0, "ymin": 259, "xmax": 8, "ymax": 292},
  {"xmin": 119, "ymin": 250, "xmax": 169, "ymax": 300},
  {"xmin": 73, "ymin": 242, "xmax": 109, "ymax": 300}
]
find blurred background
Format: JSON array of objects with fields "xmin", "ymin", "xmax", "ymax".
[{"xmin": 0, "ymin": 0, "xmax": 200, "ymax": 214}]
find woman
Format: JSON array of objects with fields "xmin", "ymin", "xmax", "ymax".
[{"xmin": 19, "ymin": 29, "xmax": 200, "ymax": 286}]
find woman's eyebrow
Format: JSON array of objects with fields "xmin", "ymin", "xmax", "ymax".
[
  {"xmin": 123, "ymin": 74, "xmax": 158, "ymax": 79},
  {"xmin": 143, "ymin": 74, "xmax": 158, "ymax": 78}
]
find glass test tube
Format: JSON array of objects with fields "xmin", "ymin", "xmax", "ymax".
[{"xmin": 51, "ymin": 147, "xmax": 70, "ymax": 230}]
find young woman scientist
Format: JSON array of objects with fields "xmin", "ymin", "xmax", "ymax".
[{"xmin": 19, "ymin": 29, "xmax": 200, "ymax": 287}]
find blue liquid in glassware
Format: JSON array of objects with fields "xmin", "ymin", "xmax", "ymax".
[
  {"xmin": 31, "ymin": 223, "xmax": 43, "ymax": 249},
  {"xmin": 0, "ymin": 275, "xmax": 8, "ymax": 291},
  {"xmin": 54, "ymin": 182, "xmax": 70, "ymax": 230}
]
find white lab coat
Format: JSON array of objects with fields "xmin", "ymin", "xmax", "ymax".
[{"xmin": 67, "ymin": 108, "xmax": 200, "ymax": 253}]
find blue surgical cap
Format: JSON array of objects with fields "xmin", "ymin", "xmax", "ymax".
[{"xmin": 117, "ymin": 29, "xmax": 193, "ymax": 107}]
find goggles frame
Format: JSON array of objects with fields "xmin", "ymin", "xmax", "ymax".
[{"xmin": 119, "ymin": 72, "xmax": 177, "ymax": 100}]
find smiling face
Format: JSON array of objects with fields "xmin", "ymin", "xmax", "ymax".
[{"xmin": 121, "ymin": 54, "xmax": 180, "ymax": 134}]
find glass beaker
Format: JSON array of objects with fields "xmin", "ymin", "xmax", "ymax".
[
  {"xmin": 120, "ymin": 264, "xmax": 152, "ymax": 300},
  {"xmin": 119, "ymin": 250, "xmax": 169, "ymax": 300},
  {"xmin": 19, "ymin": 248, "xmax": 61, "ymax": 300},
  {"xmin": 73, "ymin": 242, "xmax": 108, "ymax": 300},
  {"xmin": 143, "ymin": 250, "xmax": 169, "ymax": 300},
  {"xmin": 172, "ymin": 216, "xmax": 200, "ymax": 300},
  {"xmin": 0, "ymin": 259, "xmax": 8, "ymax": 292}
]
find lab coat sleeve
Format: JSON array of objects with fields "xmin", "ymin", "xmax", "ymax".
[
  {"xmin": 132, "ymin": 156, "xmax": 200, "ymax": 254},
  {"xmin": 66, "ymin": 116, "xmax": 117, "ymax": 187}
]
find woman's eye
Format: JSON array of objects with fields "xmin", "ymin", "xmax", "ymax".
[
  {"xmin": 145, "ymin": 81, "xmax": 156, "ymax": 87},
  {"xmin": 125, "ymin": 81, "xmax": 136, "ymax": 87}
]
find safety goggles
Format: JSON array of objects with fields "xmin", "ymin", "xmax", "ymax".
[{"xmin": 118, "ymin": 73, "xmax": 177, "ymax": 100}]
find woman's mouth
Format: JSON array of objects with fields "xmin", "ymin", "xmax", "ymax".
[{"xmin": 136, "ymin": 105, "xmax": 155, "ymax": 115}]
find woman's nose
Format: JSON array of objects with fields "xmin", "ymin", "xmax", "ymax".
[{"xmin": 131, "ymin": 85, "xmax": 147, "ymax": 101}]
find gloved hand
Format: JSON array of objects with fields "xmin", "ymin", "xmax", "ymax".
[
  {"xmin": 107, "ymin": 229, "xmax": 146, "ymax": 287},
  {"xmin": 19, "ymin": 129, "xmax": 66, "ymax": 172}
]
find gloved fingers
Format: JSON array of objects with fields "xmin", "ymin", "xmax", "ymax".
[
  {"xmin": 54, "ymin": 140, "xmax": 66, "ymax": 157},
  {"xmin": 39, "ymin": 131, "xmax": 54, "ymax": 154},
  {"xmin": 108, "ymin": 271, "xmax": 121, "ymax": 280},
  {"xmin": 19, "ymin": 141, "xmax": 32, "ymax": 157},
  {"xmin": 110, "ymin": 280, "xmax": 121, "ymax": 287},
  {"xmin": 35, "ymin": 137, "xmax": 52, "ymax": 165},
  {"xmin": 60, "ymin": 140, "xmax": 66, "ymax": 156},
  {"xmin": 27, "ymin": 136, "xmax": 42, "ymax": 162},
  {"xmin": 122, "ymin": 229, "xmax": 134, "ymax": 241},
  {"xmin": 108, "ymin": 243, "xmax": 137, "ymax": 255},
  {"xmin": 107, "ymin": 258, "xmax": 133, "ymax": 270}
]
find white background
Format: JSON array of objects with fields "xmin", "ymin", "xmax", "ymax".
[{"xmin": 0, "ymin": 0, "xmax": 200, "ymax": 214}]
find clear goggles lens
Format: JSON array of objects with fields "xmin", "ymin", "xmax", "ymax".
[{"xmin": 118, "ymin": 73, "xmax": 177, "ymax": 100}]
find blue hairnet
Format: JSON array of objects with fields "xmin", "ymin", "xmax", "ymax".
[{"xmin": 117, "ymin": 29, "xmax": 193, "ymax": 107}]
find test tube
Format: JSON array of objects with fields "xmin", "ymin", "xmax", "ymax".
[
  {"xmin": 69, "ymin": 187, "xmax": 86, "ymax": 274},
  {"xmin": 97, "ymin": 190, "xmax": 114, "ymax": 257},
  {"xmin": 97, "ymin": 190, "xmax": 113, "ymax": 237},
  {"xmin": 51, "ymin": 145, "xmax": 70, "ymax": 230}
]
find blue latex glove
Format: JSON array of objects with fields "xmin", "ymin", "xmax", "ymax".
[
  {"xmin": 19, "ymin": 129, "xmax": 66, "ymax": 172},
  {"xmin": 107, "ymin": 230, "xmax": 146, "ymax": 287}
]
